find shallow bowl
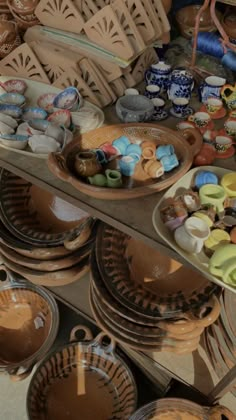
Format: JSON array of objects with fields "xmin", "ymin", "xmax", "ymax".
[
  {"xmin": 0, "ymin": 78, "xmax": 27, "ymax": 94},
  {"xmin": 22, "ymin": 107, "xmax": 47, "ymax": 121},
  {"xmin": 0, "ymin": 92, "xmax": 25, "ymax": 107},
  {"xmin": 53, "ymin": 86, "xmax": 82, "ymax": 111},
  {"xmin": 116, "ymin": 95, "xmax": 154, "ymax": 123},
  {"xmin": 0, "ymin": 133, "xmax": 28, "ymax": 149},
  {"xmin": 48, "ymin": 109, "xmax": 71, "ymax": 128},
  {"xmin": 37, "ymin": 93, "xmax": 57, "ymax": 113},
  {"xmin": 0, "ymin": 103, "xmax": 22, "ymax": 118}
]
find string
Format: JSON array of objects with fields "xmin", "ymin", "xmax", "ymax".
[
  {"xmin": 222, "ymin": 51, "xmax": 236, "ymax": 71},
  {"xmin": 195, "ymin": 32, "xmax": 226, "ymax": 58}
]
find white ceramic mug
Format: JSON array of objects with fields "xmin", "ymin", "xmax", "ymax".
[{"xmin": 174, "ymin": 216, "xmax": 210, "ymax": 254}]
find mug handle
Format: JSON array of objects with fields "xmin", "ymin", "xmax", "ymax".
[
  {"xmin": 63, "ymin": 217, "xmax": 94, "ymax": 251},
  {"xmin": 184, "ymin": 296, "xmax": 221, "ymax": 328},
  {"xmin": 208, "ymin": 404, "xmax": 235, "ymax": 420},
  {"xmin": 90, "ymin": 331, "xmax": 116, "ymax": 355},
  {"xmin": 144, "ymin": 69, "xmax": 151, "ymax": 84},
  {"xmin": 47, "ymin": 152, "xmax": 72, "ymax": 183},
  {"xmin": 69, "ymin": 325, "xmax": 93, "ymax": 342},
  {"xmin": 180, "ymin": 127, "xmax": 203, "ymax": 156},
  {"xmin": 209, "ymin": 265, "xmax": 223, "ymax": 278}
]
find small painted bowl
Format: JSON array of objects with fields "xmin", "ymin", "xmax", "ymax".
[
  {"xmin": 22, "ymin": 107, "xmax": 47, "ymax": 121},
  {"xmin": 28, "ymin": 119, "xmax": 50, "ymax": 134},
  {"xmin": 0, "ymin": 133, "xmax": 28, "ymax": 149},
  {"xmin": 0, "ymin": 79, "xmax": 27, "ymax": 94},
  {"xmin": 37, "ymin": 93, "xmax": 57, "ymax": 113},
  {"xmin": 53, "ymin": 87, "xmax": 82, "ymax": 111},
  {"xmin": 0, "ymin": 112, "xmax": 18, "ymax": 129},
  {"xmin": 48, "ymin": 109, "xmax": 71, "ymax": 128},
  {"xmin": 0, "ymin": 104, "xmax": 22, "ymax": 118},
  {"xmin": 0, "ymin": 92, "xmax": 25, "ymax": 107}
]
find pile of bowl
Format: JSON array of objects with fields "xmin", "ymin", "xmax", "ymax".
[
  {"xmin": 0, "ymin": 19, "xmax": 21, "ymax": 58},
  {"xmin": 89, "ymin": 222, "xmax": 222, "ymax": 354},
  {"xmin": 7, "ymin": 0, "xmax": 39, "ymax": 30},
  {"xmin": 0, "ymin": 168, "xmax": 96, "ymax": 286},
  {"xmin": 0, "ymin": 82, "xmax": 83, "ymax": 153},
  {"xmin": 204, "ymin": 289, "xmax": 236, "ymax": 397}
]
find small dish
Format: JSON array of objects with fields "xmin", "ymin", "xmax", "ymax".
[
  {"xmin": 200, "ymin": 104, "xmax": 227, "ymax": 120},
  {"xmin": 0, "ymin": 79, "xmax": 27, "ymax": 94},
  {"xmin": 0, "ymin": 104, "xmax": 22, "ymax": 118},
  {"xmin": 48, "ymin": 109, "xmax": 71, "ymax": 128},
  {"xmin": 37, "ymin": 93, "xmax": 57, "ymax": 113},
  {"xmin": 0, "ymin": 121, "xmax": 15, "ymax": 135},
  {"xmin": 29, "ymin": 135, "xmax": 61, "ymax": 154},
  {"xmin": 0, "ymin": 134, "xmax": 28, "ymax": 149},
  {"xmin": 22, "ymin": 107, "xmax": 47, "ymax": 121},
  {"xmin": 151, "ymin": 110, "xmax": 168, "ymax": 121},
  {"xmin": 0, "ymin": 92, "xmax": 25, "ymax": 107},
  {"xmin": 53, "ymin": 86, "xmax": 82, "ymax": 111},
  {"xmin": 0, "ymin": 112, "xmax": 18, "ymax": 129}
]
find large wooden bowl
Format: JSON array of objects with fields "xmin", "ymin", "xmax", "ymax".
[{"xmin": 48, "ymin": 123, "xmax": 202, "ymax": 200}]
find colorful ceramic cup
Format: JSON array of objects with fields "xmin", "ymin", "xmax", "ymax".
[
  {"xmin": 206, "ymin": 97, "xmax": 223, "ymax": 114},
  {"xmin": 88, "ymin": 174, "xmax": 107, "ymax": 187},
  {"xmin": 100, "ymin": 142, "xmax": 118, "ymax": 159},
  {"xmin": 141, "ymin": 141, "xmax": 156, "ymax": 159},
  {"xmin": 143, "ymin": 160, "xmax": 164, "ymax": 178},
  {"xmin": 119, "ymin": 155, "xmax": 137, "ymax": 176},
  {"xmin": 105, "ymin": 169, "xmax": 122, "ymax": 188},
  {"xmin": 93, "ymin": 149, "xmax": 108, "ymax": 164},
  {"xmin": 204, "ymin": 229, "xmax": 231, "ymax": 252},
  {"xmin": 145, "ymin": 84, "xmax": 160, "ymax": 99},
  {"xmin": 199, "ymin": 75, "xmax": 226, "ymax": 103},
  {"xmin": 74, "ymin": 151, "xmax": 102, "ymax": 177},
  {"xmin": 176, "ymin": 121, "xmax": 195, "ymax": 130},
  {"xmin": 126, "ymin": 143, "xmax": 142, "ymax": 159},
  {"xmin": 199, "ymin": 184, "xmax": 227, "ymax": 214},
  {"xmin": 174, "ymin": 216, "xmax": 210, "ymax": 254},
  {"xmin": 161, "ymin": 153, "xmax": 179, "ymax": 172},
  {"xmin": 194, "ymin": 171, "xmax": 218, "ymax": 189},
  {"xmin": 189, "ymin": 112, "xmax": 211, "ymax": 128},
  {"xmin": 172, "ymin": 98, "xmax": 189, "ymax": 116},
  {"xmin": 112, "ymin": 135, "xmax": 130, "ymax": 155},
  {"xmin": 215, "ymin": 135, "xmax": 232, "ymax": 153},
  {"xmin": 193, "ymin": 211, "xmax": 214, "ymax": 228},
  {"xmin": 209, "ymin": 244, "xmax": 236, "ymax": 285},
  {"xmin": 124, "ymin": 88, "xmax": 139, "ymax": 96},
  {"xmin": 224, "ymin": 119, "xmax": 236, "ymax": 137},
  {"xmin": 156, "ymin": 144, "xmax": 175, "ymax": 160},
  {"xmin": 221, "ymin": 172, "xmax": 236, "ymax": 197}
]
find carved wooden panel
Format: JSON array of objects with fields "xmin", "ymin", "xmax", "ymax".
[{"xmin": 132, "ymin": 47, "xmax": 158, "ymax": 84}]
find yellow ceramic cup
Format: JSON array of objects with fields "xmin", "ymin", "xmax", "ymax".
[
  {"xmin": 209, "ymin": 244, "xmax": 236, "ymax": 285},
  {"xmin": 206, "ymin": 97, "xmax": 223, "ymax": 114},
  {"xmin": 221, "ymin": 172, "xmax": 236, "ymax": 197},
  {"xmin": 204, "ymin": 229, "xmax": 231, "ymax": 252},
  {"xmin": 199, "ymin": 184, "xmax": 226, "ymax": 214},
  {"xmin": 193, "ymin": 211, "xmax": 213, "ymax": 227}
]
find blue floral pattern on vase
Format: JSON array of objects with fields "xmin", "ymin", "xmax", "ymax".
[{"xmin": 167, "ymin": 70, "xmax": 194, "ymax": 101}]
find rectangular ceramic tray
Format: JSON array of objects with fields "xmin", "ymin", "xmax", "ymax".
[
  {"xmin": 152, "ymin": 166, "xmax": 236, "ymax": 294},
  {"xmin": 0, "ymin": 76, "xmax": 104, "ymax": 159}
]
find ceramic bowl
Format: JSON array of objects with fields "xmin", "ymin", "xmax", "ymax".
[
  {"xmin": 27, "ymin": 118, "xmax": 50, "ymax": 134},
  {"xmin": 0, "ymin": 168, "xmax": 93, "ymax": 247},
  {"xmin": 221, "ymin": 13, "xmax": 236, "ymax": 40},
  {"xmin": 27, "ymin": 326, "xmax": 137, "ymax": 420},
  {"xmin": 29, "ymin": 135, "xmax": 61, "ymax": 154},
  {"xmin": 48, "ymin": 109, "xmax": 71, "ymax": 128},
  {"xmin": 0, "ymin": 112, "xmax": 18, "ymax": 129},
  {"xmin": 0, "ymin": 79, "xmax": 27, "ymax": 94},
  {"xmin": 37, "ymin": 93, "xmax": 57, "ymax": 113},
  {"xmin": 0, "ymin": 133, "xmax": 28, "ymax": 149},
  {"xmin": 22, "ymin": 107, "xmax": 47, "ymax": 121},
  {"xmin": 0, "ymin": 92, "xmax": 25, "ymax": 107},
  {"xmin": 0, "ymin": 104, "xmax": 22, "ymax": 118},
  {"xmin": 53, "ymin": 86, "xmax": 82, "ymax": 111},
  {"xmin": 0, "ymin": 120, "xmax": 15, "ymax": 135},
  {"xmin": 0, "ymin": 270, "xmax": 59, "ymax": 379},
  {"xmin": 175, "ymin": 5, "xmax": 222, "ymax": 38},
  {"xmin": 116, "ymin": 95, "xmax": 154, "ymax": 123}
]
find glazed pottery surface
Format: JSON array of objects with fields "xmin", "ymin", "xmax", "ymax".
[
  {"xmin": 48, "ymin": 123, "xmax": 202, "ymax": 200},
  {"xmin": 0, "ymin": 270, "xmax": 59, "ymax": 378},
  {"xmin": 95, "ymin": 223, "xmax": 220, "ymax": 319},
  {"xmin": 53, "ymin": 86, "xmax": 82, "ymax": 111},
  {"xmin": 0, "ymin": 79, "xmax": 27, "ymax": 94},
  {"xmin": 221, "ymin": 172, "xmax": 236, "ymax": 197},
  {"xmin": 199, "ymin": 76, "xmax": 226, "ymax": 103},
  {"xmin": 0, "ymin": 92, "xmax": 25, "ymax": 106},
  {"xmin": 74, "ymin": 151, "xmax": 102, "ymax": 177},
  {"xmin": 221, "ymin": 84, "xmax": 236, "ymax": 110},
  {"xmin": 116, "ymin": 95, "xmax": 154, "ymax": 123},
  {"xmin": 27, "ymin": 326, "xmax": 137, "ymax": 420},
  {"xmin": 167, "ymin": 69, "xmax": 194, "ymax": 100},
  {"xmin": 0, "ymin": 169, "xmax": 91, "ymax": 247},
  {"xmin": 175, "ymin": 5, "xmax": 222, "ymax": 39},
  {"xmin": 145, "ymin": 61, "xmax": 171, "ymax": 91}
]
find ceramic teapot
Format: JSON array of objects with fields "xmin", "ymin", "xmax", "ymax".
[
  {"xmin": 167, "ymin": 69, "xmax": 194, "ymax": 100},
  {"xmin": 221, "ymin": 84, "xmax": 236, "ymax": 110}
]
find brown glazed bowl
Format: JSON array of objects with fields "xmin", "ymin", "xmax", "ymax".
[
  {"xmin": 175, "ymin": 5, "xmax": 222, "ymax": 39},
  {"xmin": 0, "ymin": 268, "xmax": 59, "ymax": 380},
  {"xmin": 0, "ymin": 168, "xmax": 94, "ymax": 247},
  {"xmin": 48, "ymin": 123, "xmax": 202, "ymax": 200},
  {"xmin": 27, "ymin": 325, "xmax": 137, "ymax": 420}
]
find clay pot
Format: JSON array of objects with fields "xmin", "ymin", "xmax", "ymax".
[
  {"xmin": 74, "ymin": 150, "xmax": 102, "ymax": 178},
  {"xmin": 175, "ymin": 5, "xmax": 222, "ymax": 39},
  {"xmin": 0, "ymin": 269, "xmax": 59, "ymax": 380}
]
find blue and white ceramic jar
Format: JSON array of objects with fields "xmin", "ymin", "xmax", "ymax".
[
  {"xmin": 199, "ymin": 76, "xmax": 226, "ymax": 103},
  {"xmin": 145, "ymin": 61, "xmax": 171, "ymax": 92},
  {"xmin": 167, "ymin": 69, "xmax": 194, "ymax": 100}
]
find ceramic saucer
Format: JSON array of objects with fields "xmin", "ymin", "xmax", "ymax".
[
  {"xmin": 169, "ymin": 107, "xmax": 194, "ymax": 119},
  {"xmin": 215, "ymin": 145, "xmax": 235, "ymax": 159},
  {"xmin": 151, "ymin": 110, "xmax": 168, "ymax": 121},
  {"xmin": 200, "ymin": 105, "xmax": 227, "ymax": 120}
]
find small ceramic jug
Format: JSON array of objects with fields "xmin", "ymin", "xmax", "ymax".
[
  {"xmin": 74, "ymin": 151, "xmax": 102, "ymax": 177},
  {"xmin": 88, "ymin": 174, "xmax": 107, "ymax": 187},
  {"xmin": 221, "ymin": 83, "xmax": 236, "ymax": 110},
  {"xmin": 167, "ymin": 69, "xmax": 194, "ymax": 100},
  {"xmin": 105, "ymin": 169, "xmax": 122, "ymax": 188},
  {"xmin": 174, "ymin": 216, "xmax": 210, "ymax": 254},
  {"xmin": 145, "ymin": 61, "xmax": 171, "ymax": 92},
  {"xmin": 199, "ymin": 76, "xmax": 226, "ymax": 103}
]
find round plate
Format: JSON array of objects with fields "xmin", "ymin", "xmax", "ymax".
[
  {"xmin": 200, "ymin": 104, "xmax": 227, "ymax": 120},
  {"xmin": 95, "ymin": 223, "xmax": 221, "ymax": 319},
  {"xmin": 215, "ymin": 145, "xmax": 235, "ymax": 159}
]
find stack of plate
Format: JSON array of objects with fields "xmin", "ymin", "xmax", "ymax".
[
  {"xmin": 204, "ymin": 290, "xmax": 236, "ymax": 397},
  {"xmin": 0, "ymin": 168, "xmax": 96, "ymax": 286},
  {"xmin": 89, "ymin": 223, "xmax": 222, "ymax": 353}
]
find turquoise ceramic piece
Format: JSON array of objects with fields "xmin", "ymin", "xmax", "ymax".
[
  {"xmin": 112, "ymin": 136, "xmax": 130, "ymax": 155},
  {"xmin": 161, "ymin": 153, "xmax": 179, "ymax": 172},
  {"xmin": 156, "ymin": 144, "xmax": 175, "ymax": 160},
  {"xmin": 195, "ymin": 171, "xmax": 219, "ymax": 189}
]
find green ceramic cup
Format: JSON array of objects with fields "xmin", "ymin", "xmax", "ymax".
[
  {"xmin": 88, "ymin": 174, "xmax": 107, "ymax": 187},
  {"xmin": 105, "ymin": 169, "xmax": 122, "ymax": 188},
  {"xmin": 209, "ymin": 244, "xmax": 236, "ymax": 286},
  {"xmin": 199, "ymin": 184, "xmax": 226, "ymax": 214}
]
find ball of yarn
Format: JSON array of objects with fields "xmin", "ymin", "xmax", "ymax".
[
  {"xmin": 222, "ymin": 51, "xmax": 236, "ymax": 71},
  {"xmin": 195, "ymin": 32, "xmax": 225, "ymax": 58}
]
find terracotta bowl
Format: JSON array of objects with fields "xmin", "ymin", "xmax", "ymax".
[
  {"xmin": 48, "ymin": 123, "xmax": 202, "ymax": 200},
  {"xmin": 0, "ymin": 168, "xmax": 93, "ymax": 247},
  {"xmin": 27, "ymin": 326, "xmax": 137, "ymax": 420},
  {"xmin": 0, "ymin": 269, "xmax": 59, "ymax": 379},
  {"xmin": 175, "ymin": 5, "xmax": 222, "ymax": 39}
]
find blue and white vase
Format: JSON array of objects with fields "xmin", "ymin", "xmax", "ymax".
[
  {"xmin": 167, "ymin": 69, "xmax": 194, "ymax": 100},
  {"xmin": 199, "ymin": 76, "xmax": 226, "ymax": 103},
  {"xmin": 145, "ymin": 61, "xmax": 171, "ymax": 92}
]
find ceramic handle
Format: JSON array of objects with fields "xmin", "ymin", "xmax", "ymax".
[
  {"xmin": 10, "ymin": 366, "xmax": 33, "ymax": 382},
  {"xmin": 91, "ymin": 331, "xmax": 116, "ymax": 354},
  {"xmin": 180, "ymin": 127, "xmax": 203, "ymax": 157},
  {"xmin": 0, "ymin": 265, "xmax": 18, "ymax": 285},
  {"xmin": 47, "ymin": 152, "xmax": 71, "ymax": 183},
  {"xmin": 69, "ymin": 325, "xmax": 93, "ymax": 343},
  {"xmin": 64, "ymin": 217, "xmax": 94, "ymax": 251},
  {"xmin": 208, "ymin": 405, "xmax": 236, "ymax": 420},
  {"xmin": 209, "ymin": 265, "xmax": 223, "ymax": 278},
  {"xmin": 184, "ymin": 295, "xmax": 221, "ymax": 328}
]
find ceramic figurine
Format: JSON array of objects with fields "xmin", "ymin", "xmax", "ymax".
[
  {"xmin": 167, "ymin": 69, "xmax": 194, "ymax": 100},
  {"xmin": 105, "ymin": 170, "xmax": 122, "ymax": 188},
  {"xmin": 156, "ymin": 144, "xmax": 175, "ymax": 160},
  {"xmin": 174, "ymin": 216, "xmax": 210, "ymax": 254},
  {"xmin": 160, "ymin": 197, "xmax": 188, "ymax": 231},
  {"xmin": 221, "ymin": 83, "xmax": 236, "ymax": 110},
  {"xmin": 145, "ymin": 61, "xmax": 171, "ymax": 92},
  {"xmin": 169, "ymin": 98, "xmax": 193, "ymax": 118},
  {"xmin": 112, "ymin": 135, "xmax": 130, "ymax": 155},
  {"xmin": 199, "ymin": 76, "xmax": 226, "ymax": 103},
  {"xmin": 88, "ymin": 174, "xmax": 107, "ymax": 187},
  {"xmin": 74, "ymin": 151, "xmax": 102, "ymax": 177}
]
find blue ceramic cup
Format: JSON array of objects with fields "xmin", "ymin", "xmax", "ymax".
[
  {"xmin": 195, "ymin": 171, "xmax": 219, "ymax": 189},
  {"xmin": 172, "ymin": 98, "xmax": 189, "ymax": 116},
  {"xmin": 126, "ymin": 143, "xmax": 142, "ymax": 159},
  {"xmin": 93, "ymin": 149, "xmax": 108, "ymax": 165},
  {"xmin": 161, "ymin": 153, "xmax": 179, "ymax": 172},
  {"xmin": 112, "ymin": 135, "xmax": 130, "ymax": 155},
  {"xmin": 156, "ymin": 144, "xmax": 175, "ymax": 160},
  {"xmin": 119, "ymin": 155, "xmax": 137, "ymax": 176},
  {"xmin": 144, "ymin": 84, "xmax": 160, "ymax": 99}
]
